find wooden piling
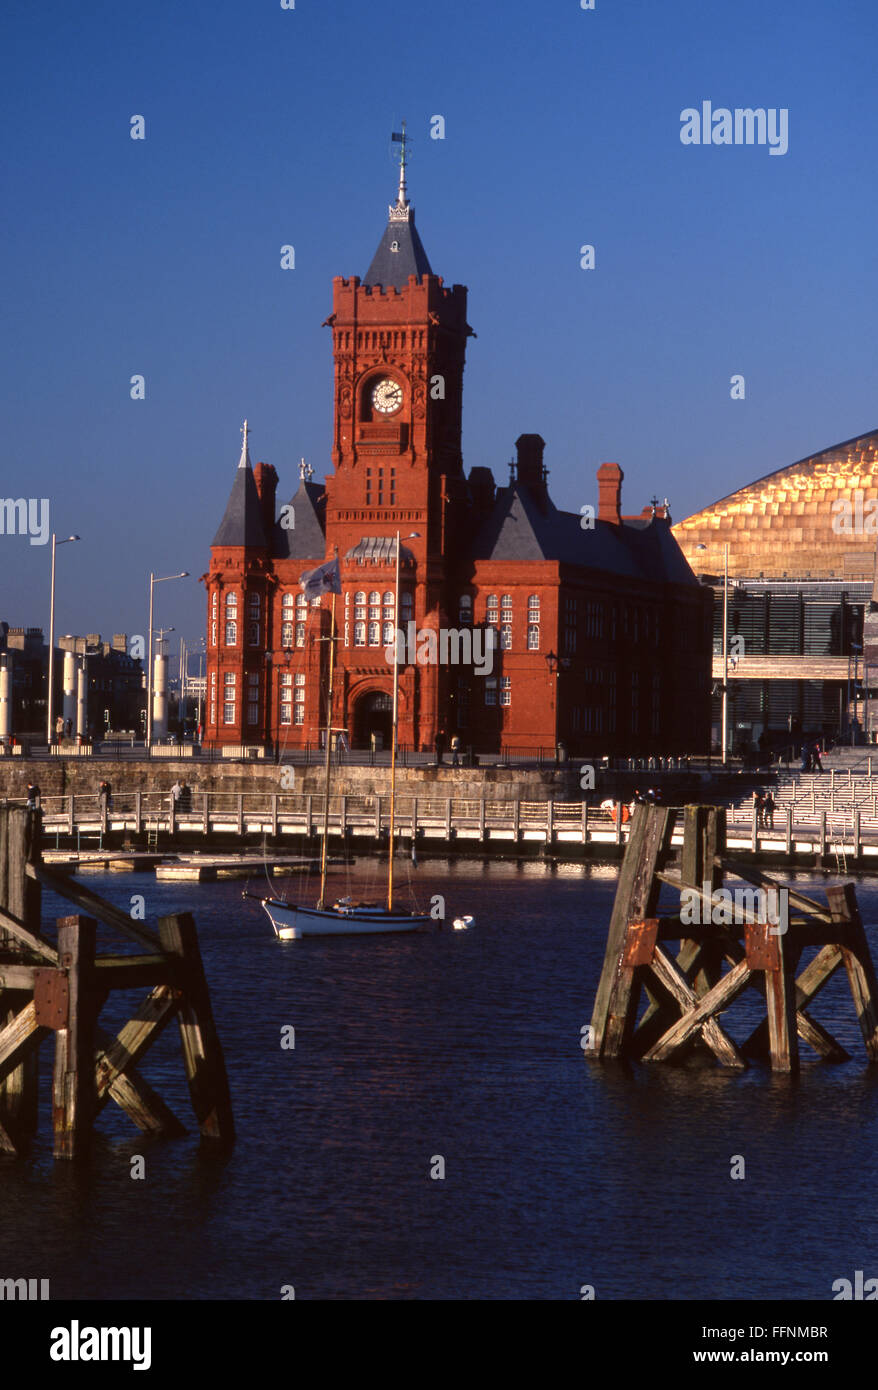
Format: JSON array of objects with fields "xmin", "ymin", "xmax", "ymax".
[
  {"xmin": 158, "ymin": 913, "xmax": 235, "ymax": 1144},
  {"xmin": 52, "ymin": 915, "xmax": 98, "ymax": 1158}
]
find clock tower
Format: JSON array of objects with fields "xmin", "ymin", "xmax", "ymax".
[
  {"xmin": 323, "ymin": 138, "xmax": 472, "ymax": 566},
  {"xmin": 322, "ymin": 133, "xmax": 474, "ymax": 749}
]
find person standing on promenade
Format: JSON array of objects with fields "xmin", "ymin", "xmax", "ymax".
[
  {"xmin": 812, "ymin": 740, "xmax": 824, "ymax": 772},
  {"xmin": 763, "ymin": 789, "xmax": 775, "ymax": 829}
]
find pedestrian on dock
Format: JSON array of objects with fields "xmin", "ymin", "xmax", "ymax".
[
  {"xmin": 434, "ymin": 729, "xmax": 446, "ymax": 766},
  {"xmin": 26, "ymin": 782, "xmax": 41, "ymax": 815},
  {"xmin": 99, "ymin": 780, "xmax": 112, "ymax": 814},
  {"xmin": 763, "ymin": 789, "xmax": 775, "ymax": 829},
  {"xmin": 753, "ymin": 790, "xmax": 764, "ymax": 828},
  {"xmin": 450, "ymin": 733, "xmax": 461, "ymax": 767},
  {"xmin": 811, "ymin": 740, "xmax": 824, "ymax": 772}
]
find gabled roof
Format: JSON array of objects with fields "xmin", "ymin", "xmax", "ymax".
[
  {"xmin": 272, "ymin": 478, "xmax": 326, "ymax": 560},
  {"xmin": 363, "ymin": 211, "xmax": 433, "ymax": 289},
  {"xmin": 471, "ymin": 482, "xmax": 699, "ymax": 585},
  {"xmin": 212, "ymin": 429, "xmax": 269, "ymax": 548}
]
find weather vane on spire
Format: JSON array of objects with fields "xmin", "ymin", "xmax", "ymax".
[
  {"xmin": 299, "ymin": 457, "xmax": 314, "ymax": 481},
  {"xmin": 389, "ymin": 121, "xmax": 412, "ymax": 221}
]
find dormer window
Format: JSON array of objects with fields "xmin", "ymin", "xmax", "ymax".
[{"xmin": 390, "ymin": 240, "xmax": 399, "ymax": 253}]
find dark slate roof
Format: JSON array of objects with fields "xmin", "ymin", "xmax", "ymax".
[
  {"xmin": 272, "ymin": 478, "xmax": 326, "ymax": 560},
  {"xmin": 212, "ymin": 461, "xmax": 268, "ymax": 548},
  {"xmin": 363, "ymin": 211, "xmax": 433, "ymax": 289},
  {"xmin": 470, "ymin": 483, "xmax": 698, "ymax": 585}
]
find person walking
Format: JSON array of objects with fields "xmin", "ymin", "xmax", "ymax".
[
  {"xmin": 753, "ymin": 790, "xmax": 764, "ymax": 828},
  {"xmin": 26, "ymin": 782, "xmax": 41, "ymax": 815},
  {"xmin": 763, "ymin": 789, "xmax": 775, "ymax": 829},
  {"xmin": 811, "ymin": 740, "xmax": 824, "ymax": 772}
]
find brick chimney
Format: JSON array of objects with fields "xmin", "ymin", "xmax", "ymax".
[
  {"xmin": 515, "ymin": 434, "xmax": 549, "ymax": 510},
  {"xmin": 596, "ymin": 462, "xmax": 623, "ymax": 525},
  {"xmin": 252, "ymin": 462, "xmax": 279, "ymax": 539}
]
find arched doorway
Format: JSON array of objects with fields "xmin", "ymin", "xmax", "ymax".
[{"xmin": 353, "ymin": 690, "xmax": 393, "ymax": 750}]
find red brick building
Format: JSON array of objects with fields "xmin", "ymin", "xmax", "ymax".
[{"xmin": 203, "ymin": 166, "xmax": 711, "ymax": 755}]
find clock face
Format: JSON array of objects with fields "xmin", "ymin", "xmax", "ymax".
[{"xmin": 371, "ymin": 378, "xmax": 403, "ymax": 415}]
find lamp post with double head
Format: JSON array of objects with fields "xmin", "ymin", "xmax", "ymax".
[{"xmin": 146, "ymin": 572, "xmax": 188, "ymax": 747}]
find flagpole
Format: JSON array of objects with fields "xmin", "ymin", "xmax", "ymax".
[{"xmin": 317, "ymin": 588, "xmax": 337, "ymax": 910}]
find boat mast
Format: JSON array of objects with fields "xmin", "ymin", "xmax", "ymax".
[
  {"xmin": 317, "ymin": 589, "xmax": 337, "ymax": 909},
  {"xmin": 387, "ymin": 531, "xmax": 401, "ymax": 912}
]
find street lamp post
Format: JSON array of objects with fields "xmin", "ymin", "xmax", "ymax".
[
  {"xmin": 47, "ymin": 534, "xmax": 80, "ymax": 745},
  {"xmin": 696, "ymin": 542, "xmax": 729, "ymax": 765},
  {"xmin": 146, "ymin": 571, "xmax": 188, "ymax": 747}
]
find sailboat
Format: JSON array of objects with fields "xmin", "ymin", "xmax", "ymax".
[{"xmin": 260, "ymin": 540, "xmax": 434, "ymax": 938}]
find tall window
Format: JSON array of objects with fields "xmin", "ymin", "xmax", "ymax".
[
  {"xmin": 400, "ymin": 591, "xmax": 414, "ymax": 624},
  {"xmin": 223, "ymin": 671, "xmax": 236, "ymax": 725},
  {"xmin": 280, "ymin": 671, "xmax": 292, "ymax": 726},
  {"xmin": 209, "ymin": 670, "xmax": 217, "ymax": 725},
  {"xmin": 527, "ymin": 594, "xmax": 540, "ymax": 622},
  {"xmin": 224, "ymin": 592, "xmax": 238, "ymax": 647},
  {"xmin": 501, "ymin": 594, "xmax": 512, "ymax": 617},
  {"xmin": 355, "ymin": 591, "xmax": 367, "ymax": 621},
  {"xmin": 486, "ymin": 594, "xmax": 499, "ymax": 625},
  {"xmin": 564, "ymin": 596, "xmax": 577, "ymax": 655},
  {"xmin": 281, "ymin": 594, "xmax": 295, "ymax": 649},
  {"xmin": 354, "ymin": 621, "xmax": 366, "ymax": 647},
  {"xmin": 383, "ymin": 590, "xmax": 394, "ymax": 620},
  {"xmin": 247, "ymin": 672, "xmax": 259, "ymax": 725},
  {"xmin": 211, "ymin": 592, "xmax": 218, "ymax": 648},
  {"xmin": 500, "ymin": 676, "xmax": 511, "ymax": 707},
  {"xmin": 294, "ymin": 672, "xmax": 305, "ymax": 726},
  {"xmin": 485, "ymin": 678, "xmax": 497, "ymax": 707},
  {"xmin": 500, "ymin": 623, "xmax": 512, "ymax": 651},
  {"xmin": 368, "ymin": 621, "xmax": 380, "ymax": 646},
  {"xmin": 459, "ymin": 595, "xmax": 472, "ymax": 626},
  {"xmin": 296, "ymin": 593, "xmax": 307, "ymax": 648},
  {"xmin": 527, "ymin": 624, "xmax": 540, "ymax": 651}
]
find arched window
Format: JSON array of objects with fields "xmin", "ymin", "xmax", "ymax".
[
  {"xmin": 527, "ymin": 624, "xmax": 540, "ymax": 651},
  {"xmin": 382, "ymin": 621, "xmax": 395, "ymax": 647},
  {"xmin": 500, "ymin": 624, "xmax": 512, "ymax": 651},
  {"xmin": 281, "ymin": 622, "xmax": 294, "ymax": 649},
  {"xmin": 501, "ymin": 594, "xmax": 513, "ymax": 614},
  {"xmin": 225, "ymin": 621, "xmax": 237, "ymax": 646},
  {"xmin": 354, "ymin": 591, "xmax": 367, "ymax": 621},
  {"xmin": 282, "ymin": 594, "xmax": 295, "ymax": 616},
  {"xmin": 527, "ymin": 594, "xmax": 540, "ymax": 620},
  {"xmin": 383, "ymin": 590, "xmax": 394, "ymax": 620},
  {"xmin": 486, "ymin": 594, "xmax": 499, "ymax": 623},
  {"xmin": 354, "ymin": 622, "xmax": 366, "ymax": 647},
  {"xmin": 368, "ymin": 621, "xmax": 380, "ymax": 646}
]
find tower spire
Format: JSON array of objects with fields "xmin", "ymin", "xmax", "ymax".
[
  {"xmin": 238, "ymin": 419, "xmax": 251, "ymax": 470},
  {"xmin": 389, "ymin": 121, "xmax": 411, "ymax": 223}
]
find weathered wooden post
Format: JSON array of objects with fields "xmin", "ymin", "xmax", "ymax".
[
  {"xmin": 157, "ymin": 913, "xmax": 235, "ymax": 1144},
  {"xmin": 0, "ymin": 806, "xmax": 42, "ymax": 1142},
  {"xmin": 52, "ymin": 915, "xmax": 98, "ymax": 1158}
]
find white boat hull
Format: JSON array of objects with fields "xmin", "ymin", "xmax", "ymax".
[{"xmin": 262, "ymin": 899, "xmax": 432, "ymax": 937}]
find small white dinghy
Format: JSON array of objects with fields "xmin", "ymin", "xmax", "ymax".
[
  {"xmin": 452, "ymin": 915, "xmax": 474, "ymax": 930},
  {"xmin": 262, "ymin": 896, "xmax": 432, "ymax": 938}
]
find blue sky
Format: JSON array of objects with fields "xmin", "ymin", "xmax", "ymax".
[{"xmin": 2, "ymin": 0, "xmax": 876, "ymax": 654}]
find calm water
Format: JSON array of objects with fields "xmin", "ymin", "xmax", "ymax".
[{"xmin": 3, "ymin": 855, "xmax": 878, "ymax": 1301}]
